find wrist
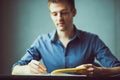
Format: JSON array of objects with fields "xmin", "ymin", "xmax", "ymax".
[{"xmin": 97, "ymin": 67, "xmax": 118, "ymax": 77}]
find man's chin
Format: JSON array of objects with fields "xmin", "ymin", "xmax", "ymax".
[
  {"xmin": 58, "ymin": 28, "xmax": 67, "ymax": 32},
  {"xmin": 56, "ymin": 25, "xmax": 67, "ymax": 31}
]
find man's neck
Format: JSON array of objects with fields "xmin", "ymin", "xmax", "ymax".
[
  {"xmin": 57, "ymin": 26, "xmax": 75, "ymax": 40},
  {"xmin": 56, "ymin": 26, "xmax": 75, "ymax": 48}
]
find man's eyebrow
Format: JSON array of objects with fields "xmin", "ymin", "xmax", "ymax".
[
  {"xmin": 50, "ymin": 11, "xmax": 56, "ymax": 14},
  {"xmin": 50, "ymin": 9, "xmax": 69, "ymax": 13},
  {"xmin": 61, "ymin": 9, "xmax": 69, "ymax": 11}
]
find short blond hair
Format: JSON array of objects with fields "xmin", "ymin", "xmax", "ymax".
[{"xmin": 48, "ymin": 0, "xmax": 75, "ymax": 10}]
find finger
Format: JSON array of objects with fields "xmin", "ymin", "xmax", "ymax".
[
  {"xmin": 29, "ymin": 62, "xmax": 47, "ymax": 74},
  {"xmin": 87, "ymin": 72, "xmax": 94, "ymax": 77},
  {"xmin": 80, "ymin": 64, "xmax": 94, "ymax": 76},
  {"xmin": 31, "ymin": 60, "xmax": 46, "ymax": 70},
  {"xmin": 87, "ymin": 67, "xmax": 94, "ymax": 71},
  {"xmin": 38, "ymin": 62, "xmax": 46, "ymax": 71},
  {"xmin": 30, "ymin": 67, "xmax": 46, "ymax": 74},
  {"xmin": 31, "ymin": 60, "xmax": 46, "ymax": 71},
  {"xmin": 29, "ymin": 66, "xmax": 41, "ymax": 74},
  {"xmin": 28, "ymin": 62, "xmax": 43, "ymax": 73},
  {"xmin": 87, "ymin": 68, "xmax": 94, "ymax": 77},
  {"xmin": 83, "ymin": 64, "xmax": 93, "ymax": 68},
  {"xmin": 29, "ymin": 60, "xmax": 47, "ymax": 74}
]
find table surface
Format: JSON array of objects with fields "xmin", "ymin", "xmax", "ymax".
[{"xmin": 0, "ymin": 74, "xmax": 120, "ymax": 80}]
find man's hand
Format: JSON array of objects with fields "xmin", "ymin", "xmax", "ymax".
[
  {"xmin": 12, "ymin": 60, "xmax": 47, "ymax": 75},
  {"xmin": 76, "ymin": 64, "xmax": 103, "ymax": 77},
  {"xmin": 27, "ymin": 60, "xmax": 47, "ymax": 74}
]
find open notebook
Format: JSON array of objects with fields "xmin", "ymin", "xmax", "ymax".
[
  {"xmin": 20, "ymin": 65, "xmax": 87, "ymax": 77},
  {"xmin": 51, "ymin": 65, "xmax": 86, "ymax": 74},
  {"xmin": 50, "ymin": 65, "xmax": 86, "ymax": 76}
]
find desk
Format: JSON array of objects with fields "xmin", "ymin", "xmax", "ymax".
[{"xmin": 0, "ymin": 75, "xmax": 120, "ymax": 80}]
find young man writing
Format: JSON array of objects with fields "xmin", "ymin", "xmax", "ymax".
[{"xmin": 12, "ymin": 0, "xmax": 120, "ymax": 77}]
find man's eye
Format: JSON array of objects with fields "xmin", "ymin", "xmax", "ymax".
[
  {"xmin": 61, "ymin": 12, "xmax": 69, "ymax": 15},
  {"xmin": 51, "ymin": 13, "xmax": 57, "ymax": 16}
]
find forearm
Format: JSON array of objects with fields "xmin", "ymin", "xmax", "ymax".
[
  {"xmin": 99, "ymin": 66, "xmax": 120, "ymax": 76},
  {"xmin": 12, "ymin": 65, "xmax": 29, "ymax": 75}
]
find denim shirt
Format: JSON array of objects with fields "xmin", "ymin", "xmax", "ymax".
[{"xmin": 13, "ymin": 27, "xmax": 120, "ymax": 73}]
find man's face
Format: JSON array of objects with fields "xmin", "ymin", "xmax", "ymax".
[{"xmin": 49, "ymin": 2, "xmax": 76, "ymax": 31}]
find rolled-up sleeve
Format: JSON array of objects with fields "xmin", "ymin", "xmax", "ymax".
[
  {"xmin": 93, "ymin": 36, "xmax": 120, "ymax": 67},
  {"xmin": 12, "ymin": 36, "xmax": 42, "ymax": 68}
]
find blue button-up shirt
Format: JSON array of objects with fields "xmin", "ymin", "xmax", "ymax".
[{"xmin": 13, "ymin": 27, "xmax": 120, "ymax": 73}]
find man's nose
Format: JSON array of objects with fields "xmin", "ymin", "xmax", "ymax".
[{"xmin": 57, "ymin": 13, "xmax": 63, "ymax": 20}]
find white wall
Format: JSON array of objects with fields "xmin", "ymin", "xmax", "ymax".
[
  {"xmin": 115, "ymin": 0, "xmax": 120, "ymax": 59},
  {"xmin": 75, "ymin": 0, "xmax": 116, "ymax": 56}
]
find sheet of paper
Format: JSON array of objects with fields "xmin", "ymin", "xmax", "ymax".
[{"xmin": 19, "ymin": 73, "xmax": 86, "ymax": 77}]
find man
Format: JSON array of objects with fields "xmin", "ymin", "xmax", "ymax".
[{"xmin": 12, "ymin": 0, "xmax": 120, "ymax": 77}]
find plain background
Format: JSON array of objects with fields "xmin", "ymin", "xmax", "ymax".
[{"xmin": 0, "ymin": 0, "xmax": 120, "ymax": 74}]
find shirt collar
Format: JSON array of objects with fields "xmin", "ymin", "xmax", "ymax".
[
  {"xmin": 50, "ymin": 30, "xmax": 57, "ymax": 43},
  {"xmin": 75, "ymin": 27, "xmax": 82, "ymax": 39},
  {"xmin": 50, "ymin": 25, "xmax": 82, "ymax": 43},
  {"xmin": 71, "ymin": 26, "xmax": 81, "ymax": 40}
]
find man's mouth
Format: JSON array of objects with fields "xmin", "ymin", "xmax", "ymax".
[{"xmin": 57, "ymin": 22, "xmax": 65, "ymax": 26}]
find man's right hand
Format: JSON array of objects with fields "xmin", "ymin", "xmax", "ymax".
[
  {"xmin": 12, "ymin": 60, "xmax": 47, "ymax": 75},
  {"xmin": 27, "ymin": 60, "xmax": 47, "ymax": 74}
]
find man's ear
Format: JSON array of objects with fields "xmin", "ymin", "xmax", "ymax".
[{"xmin": 72, "ymin": 8, "xmax": 77, "ymax": 17}]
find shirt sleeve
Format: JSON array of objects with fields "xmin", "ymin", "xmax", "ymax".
[
  {"xmin": 12, "ymin": 36, "xmax": 42, "ymax": 68},
  {"xmin": 93, "ymin": 36, "xmax": 120, "ymax": 67}
]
